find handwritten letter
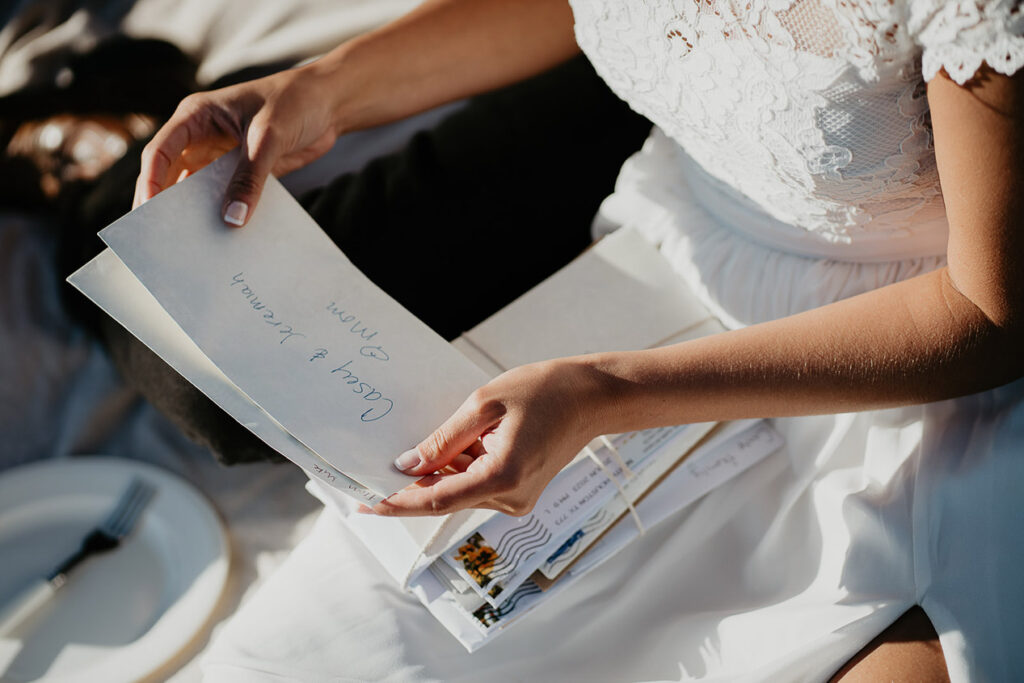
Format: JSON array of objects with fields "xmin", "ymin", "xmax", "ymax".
[{"xmin": 99, "ymin": 151, "xmax": 489, "ymax": 496}]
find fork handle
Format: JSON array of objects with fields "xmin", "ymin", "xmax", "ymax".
[{"xmin": 0, "ymin": 578, "xmax": 57, "ymax": 638}]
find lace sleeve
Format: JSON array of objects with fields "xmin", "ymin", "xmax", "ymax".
[{"xmin": 909, "ymin": 0, "xmax": 1024, "ymax": 84}]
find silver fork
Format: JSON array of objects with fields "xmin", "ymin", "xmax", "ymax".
[{"xmin": 0, "ymin": 477, "xmax": 156, "ymax": 637}]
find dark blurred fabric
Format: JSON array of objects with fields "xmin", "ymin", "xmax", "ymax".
[{"xmin": 0, "ymin": 36, "xmax": 197, "ymax": 212}]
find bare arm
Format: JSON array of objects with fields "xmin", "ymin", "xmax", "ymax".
[
  {"xmin": 581, "ymin": 67, "xmax": 1024, "ymax": 430},
  {"xmin": 378, "ymin": 67, "xmax": 1024, "ymax": 517},
  {"xmin": 317, "ymin": 0, "xmax": 580, "ymax": 134},
  {"xmin": 134, "ymin": 0, "xmax": 578, "ymax": 221}
]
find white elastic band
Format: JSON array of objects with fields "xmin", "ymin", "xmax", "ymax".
[
  {"xmin": 599, "ymin": 435, "xmax": 634, "ymax": 479},
  {"xmin": 583, "ymin": 444, "xmax": 645, "ymax": 535}
]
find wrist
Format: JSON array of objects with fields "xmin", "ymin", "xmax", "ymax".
[
  {"xmin": 559, "ymin": 352, "xmax": 646, "ymax": 437},
  {"xmin": 301, "ymin": 41, "xmax": 378, "ymax": 137},
  {"xmin": 571, "ymin": 348, "xmax": 700, "ymax": 435}
]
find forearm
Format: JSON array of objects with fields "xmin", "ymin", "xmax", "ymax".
[
  {"xmin": 580, "ymin": 267, "xmax": 1024, "ymax": 432},
  {"xmin": 307, "ymin": 0, "xmax": 580, "ymax": 134}
]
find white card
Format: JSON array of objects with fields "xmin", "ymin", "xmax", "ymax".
[
  {"xmin": 97, "ymin": 151, "xmax": 489, "ymax": 496},
  {"xmin": 68, "ymin": 249, "xmax": 382, "ymax": 503},
  {"xmin": 460, "ymin": 227, "xmax": 713, "ymax": 368}
]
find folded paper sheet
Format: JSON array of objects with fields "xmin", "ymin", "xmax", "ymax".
[
  {"xmin": 70, "ymin": 249, "xmax": 382, "ymax": 503},
  {"xmin": 79, "ymin": 151, "xmax": 488, "ymax": 497}
]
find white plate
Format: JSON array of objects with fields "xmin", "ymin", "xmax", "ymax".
[{"xmin": 0, "ymin": 457, "xmax": 229, "ymax": 682}]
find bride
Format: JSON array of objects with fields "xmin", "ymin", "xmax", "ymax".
[{"xmin": 133, "ymin": 0, "xmax": 1023, "ymax": 679}]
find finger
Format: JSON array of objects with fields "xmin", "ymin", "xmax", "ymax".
[
  {"xmin": 393, "ymin": 391, "xmax": 504, "ymax": 477},
  {"xmin": 135, "ymin": 114, "xmax": 195, "ymax": 208},
  {"xmin": 132, "ymin": 172, "xmax": 147, "ymax": 210},
  {"xmin": 444, "ymin": 452, "xmax": 476, "ymax": 474},
  {"xmin": 222, "ymin": 115, "xmax": 282, "ymax": 227},
  {"xmin": 374, "ymin": 468, "xmax": 497, "ymax": 517},
  {"xmin": 466, "ymin": 438, "xmax": 487, "ymax": 459}
]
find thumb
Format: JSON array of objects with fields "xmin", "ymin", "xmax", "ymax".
[
  {"xmin": 222, "ymin": 120, "xmax": 280, "ymax": 227},
  {"xmin": 394, "ymin": 393, "xmax": 503, "ymax": 477}
]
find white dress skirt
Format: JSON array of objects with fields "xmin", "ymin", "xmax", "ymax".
[
  {"xmin": 199, "ymin": 132, "xmax": 1024, "ymax": 683},
  {"xmin": 201, "ymin": 1, "xmax": 1024, "ymax": 679}
]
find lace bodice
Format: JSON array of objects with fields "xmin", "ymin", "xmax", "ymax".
[{"xmin": 570, "ymin": 0, "xmax": 1024, "ymax": 251}]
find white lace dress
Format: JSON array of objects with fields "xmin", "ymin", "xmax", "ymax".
[
  {"xmin": 570, "ymin": 0, "xmax": 1024, "ymax": 678},
  {"xmin": 200, "ymin": 2, "xmax": 1024, "ymax": 681}
]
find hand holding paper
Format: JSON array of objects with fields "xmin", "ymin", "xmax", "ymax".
[
  {"xmin": 378, "ymin": 360, "xmax": 607, "ymax": 517},
  {"xmin": 134, "ymin": 66, "xmax": 338, "ymax": 224}
]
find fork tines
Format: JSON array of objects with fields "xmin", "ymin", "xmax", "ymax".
[{"xmin": 101, "ymin": 477, "xmax": 156, "ymax": 540}]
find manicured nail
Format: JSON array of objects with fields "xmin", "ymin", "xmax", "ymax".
[
  {"xmin": 356, "ymin": 504, "xmax": 376, "ymax": 514},
  {"xmin": 224, "ymin": 200, "xmax": 248, "ymax": 226},
  {"xmin": 394, "ymin": 448, "xmax": 421, "ymax": 472}
]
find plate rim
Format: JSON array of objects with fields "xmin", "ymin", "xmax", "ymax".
[{"xmin": 0, "ymin": 456, "xmax": 230, "ymax": 683}]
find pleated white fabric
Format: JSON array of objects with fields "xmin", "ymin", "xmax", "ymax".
[{"xmin": 199, "ymin": 384, "xmax": 1024, "ymax": 682}]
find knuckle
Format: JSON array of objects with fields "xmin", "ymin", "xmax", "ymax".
[
  {"xmin": 228, "ymin": 169, "xmax": 262, "ymax": 196},
  {"xmin": 247, "ymin": 119, "xmax": 280, "ymax": 155},
  {"xmin": 254, "ymin": 125, "xmax": 278, "ymax": 149},
  {"xmin": 175, "ymin": 93, "xmax": 206, "ymax": 118},
  {"xmin": 423, "ymin": 429, "xmax": 450, "ymax": 462},
  {"xmin": 140, "ymin": 139, "xmax": 160, "ymax": 163},
  {"xmin": 139, "ymin": 141, "xmax": 172, "ymax": 174},
  {"xmin": 465, "ymin": 388, "xmax": 489, "ymax": 411},
  {"xmin": 430, "ymin": 490, "xmax": 456, "ymax": 516},
  {"xmin": 465, "ymin": 388, "xmax": 502, "ymax": 421}
]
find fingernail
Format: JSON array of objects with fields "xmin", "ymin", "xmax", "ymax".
[
  {"xmin": 224, "ymin": 200, "xmax": 248, "ymax": 226},
  {"xmin": 356, "ymin": 504, "xmax": 376, "ymax": 515},
  {"xmin": 394, "ymin": 448, "xmax": 421, "ymax": 472}
]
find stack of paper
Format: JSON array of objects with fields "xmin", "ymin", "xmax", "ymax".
[
  {"xmin": 69, "ymin": 152, "xmax": 782, "ymax": 650},
  {"xmin": 393, "ymin": 420, "xmax": 782, "ymax": 648}
]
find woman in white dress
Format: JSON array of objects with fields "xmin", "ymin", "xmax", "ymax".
[{"xmin": 134, "ymin": 0, "xmax": 1023, "ymax": 679}]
